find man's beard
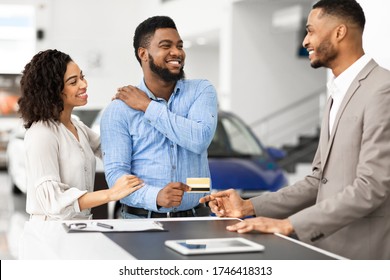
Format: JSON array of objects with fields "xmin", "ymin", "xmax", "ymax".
[
  {"xmin": 149, "ymin": 54, "xmax": 185, "ymax": 82},
  {"xmin": 310, "ymin": 39, "xmax": 337, "ymax": 69}
]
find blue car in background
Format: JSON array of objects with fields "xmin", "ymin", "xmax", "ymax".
[{"xmin": 208, "ymin": 111, "xmax": 288, "ymax": 195}]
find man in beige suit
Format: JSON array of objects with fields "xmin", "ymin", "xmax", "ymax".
[{"xmin": 200, "ymin": 0, "xmax": 390, "ymax": 260}]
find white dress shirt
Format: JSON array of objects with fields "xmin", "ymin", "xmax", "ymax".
[{"xmin": 327, "ymin": 54, "xmax": 371, "ymax": 134}]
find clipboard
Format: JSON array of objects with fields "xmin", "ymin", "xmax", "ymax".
[{"xmin": 62, "ymin": 220, "xmax": 165, "ymax": 233}]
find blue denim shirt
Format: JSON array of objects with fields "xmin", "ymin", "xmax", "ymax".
[{"xmin": 100, "ymin": 79, "xmax": 218, "ymax": 212}]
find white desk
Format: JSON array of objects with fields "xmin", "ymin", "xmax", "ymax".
[{"xmin": 19, "ymin": 219, "xmax": 135, "ymax": 259}]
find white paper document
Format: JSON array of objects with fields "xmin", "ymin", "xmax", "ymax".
[{"xmin": 62, "ymin": 220, "xmax": 164, "ymax": 233}]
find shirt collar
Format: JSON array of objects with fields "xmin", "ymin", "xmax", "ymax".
[
  {"xmin": 138, "ymin": 79, "xmax": 183, "ymax": 101},
  {"xmin": 333, "ymin": 54, "xmax": 371, "ymax": 96}
]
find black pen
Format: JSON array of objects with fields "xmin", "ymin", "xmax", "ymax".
[{"xmin": 92, "ymin": 222, "xmax": 114, "ymax": 229}]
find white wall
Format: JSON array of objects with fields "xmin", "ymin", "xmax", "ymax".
[
  {"xmin": 353, "ymin": 0, "xmax": 390, "ymax": 69},
  {"xmin": 184, "ymin": 44, "xmax": 220, "ymax": 89},
  {"xmin": 229, "ymin": 0, "xmax": 326, "ymax": 146},
  {"xmin": 44, "ymin": 0, "xmax": 162, "ymax": 109}
]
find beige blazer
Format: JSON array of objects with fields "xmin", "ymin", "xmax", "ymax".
[{"xmin": 251, "ymin": 59, "xmax": 390, "ymax": 259}]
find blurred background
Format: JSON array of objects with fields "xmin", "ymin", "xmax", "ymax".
[{"xmin": 1, "ymin": 0, "xmax": 389, "ymax": 259}]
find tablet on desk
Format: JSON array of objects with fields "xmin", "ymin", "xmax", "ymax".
[{"xmin": 165, "ymin": 237, "xmax": 265, "ymax": 255}]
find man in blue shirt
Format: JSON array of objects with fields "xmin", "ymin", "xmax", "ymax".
[{"xmin": 100, "ymin": 16, "xmax": 218, "ymax": 218}]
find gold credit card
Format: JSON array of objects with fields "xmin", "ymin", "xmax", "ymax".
[{"xmin": 186, "ymin": 178, "xmax": 211, "ymax": 193}]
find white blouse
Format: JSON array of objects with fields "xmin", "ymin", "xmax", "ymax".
[{"xmin": 24, "ymin": 118, "xmax": 101, "ymax": 220}]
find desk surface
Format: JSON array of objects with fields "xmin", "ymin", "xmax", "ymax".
[
  {"xmin": 19, "ymin": 217, "xmax": 344, "ymax": 260},
  {"xmin": 104, "ymin": 218, "xmax": 338, "ymax": 260}
]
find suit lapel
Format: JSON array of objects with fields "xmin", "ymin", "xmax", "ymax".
[
  {"xmin": 321, "ymin": 59, "xmax": 378, "ymax": 169},
  {"xmin": 320, "ymin": 96, "xmax": 332, "ymax": 170}
]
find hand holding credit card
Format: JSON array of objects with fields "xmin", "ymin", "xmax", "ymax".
[{"xmin": 186, "ymin": 178, "xmax": 211, "ymax": 193}]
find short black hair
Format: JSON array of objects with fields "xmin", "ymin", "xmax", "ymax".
[
  {"xmin": 133, "ymin": 16, "xmax": 177, "ymax": 65},
  {"xmin": 313, "ymin": 0, "xmax": 365, "ymax": 31},
  {"xmin": 19, "ymin": 49, "xmax": 72, "ymax": 128}
]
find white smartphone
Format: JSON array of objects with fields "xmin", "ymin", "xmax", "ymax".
[{"xmin": 165, "ymin": 237, "xmax": 265, "ymax": 255}]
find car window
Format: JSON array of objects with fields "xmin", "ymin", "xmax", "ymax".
[
  {"xmin": 90, "ymin": 109, "xmax": 104, "ymax": 134},
  {"xmin": 208, "ymin": 113, "xmax": 264, "ymax": 157},
  {"xmin": 72, "ymin": 109, "xmax": 100, "ymax": 128}
]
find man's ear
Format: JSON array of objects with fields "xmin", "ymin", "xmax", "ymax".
[
  {"xmin": 138, "ymin": 47, "xmax": 148, "ymax": 63},
  {"xmin": 335, "ymin": 24, "xmax": 347, "ymax": 41}
]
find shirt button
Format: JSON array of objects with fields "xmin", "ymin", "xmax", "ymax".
[
  {"xmin": 321, "ymin": 178, "xmax": 328, "ymax": 184},
  {"xmin": 170, "ymin": 144, "xmax": 174, "ymax": 148},
  {"xmin": 173, "ymin": 208, "xmax": 177, "ymax": 212},
  {"xmin": 172, "ymin": 165, "xmax": 176, "ymax": 170}
]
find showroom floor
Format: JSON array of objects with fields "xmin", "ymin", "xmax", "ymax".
[
  {"xmin": 0, "ymin": 164, "xmax": 311, "ymax": 260},
  {"xmin": 0, "ymin": 170, "xmax": 29, "ymax": 260}
]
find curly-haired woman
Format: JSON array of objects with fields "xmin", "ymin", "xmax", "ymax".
[{"xmin": 19, "ymin": 49, "xmax": 143, "ymax": 220}]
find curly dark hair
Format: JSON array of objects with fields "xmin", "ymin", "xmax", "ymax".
[
  {"xmin": 133, "ymin": 16, "xmax": 177, "ymax": 65},
  {"xmin": 313, "ymin": 0, "xmax": 365, "ymax": 31},
  {"xmin": 18, "ymin": 49, "xmax": 72, "ymax": 128}
]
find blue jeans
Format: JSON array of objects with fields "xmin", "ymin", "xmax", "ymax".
[{"xmin": 120, "ymin": 208, "xmax": 147, "ymax": 219}]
